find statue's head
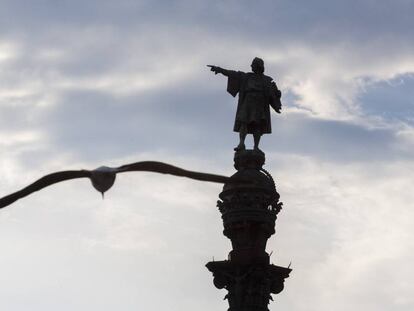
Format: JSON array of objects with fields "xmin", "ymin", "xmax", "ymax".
[{"xmin": 251, "ymin": 57, "xmax": 265, "ymax": 74}]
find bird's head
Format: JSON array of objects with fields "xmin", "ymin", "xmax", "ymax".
[{"xmin": 90, "ymin": 166, "xmax": 117, "ymax": 198}]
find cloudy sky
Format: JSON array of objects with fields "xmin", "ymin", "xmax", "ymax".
[{"xmin": 1, "ymin": 0, "xmax": 413, "ymax": 310}]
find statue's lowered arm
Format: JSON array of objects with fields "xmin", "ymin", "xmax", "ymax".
[{"xmin": 269, "ymin": 82, "xmax": 282, "ymax": 113}]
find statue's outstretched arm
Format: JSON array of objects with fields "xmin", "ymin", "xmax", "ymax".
[{"xmin": 207, "ymin": 65, "xmax": 230, "ymax": 77}]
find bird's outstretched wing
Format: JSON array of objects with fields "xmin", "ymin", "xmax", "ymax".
[
  {"xmin": 115, "ymin": 161, "xmax": 230, "ymax": 184},
  {"xmin": 0, "ymin": 161, "xmax": 230, "ymax": 210},
  {"xmin": 0, "ymin": 170, "xmax": 91, "ymax": 209}
]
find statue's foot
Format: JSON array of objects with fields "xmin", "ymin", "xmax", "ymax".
[{"xmin": 234, "ymin": 144, "xmax": 246, "ymax": 151}]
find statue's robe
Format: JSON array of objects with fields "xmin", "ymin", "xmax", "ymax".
[{"xmin": 226, "ymin": 71, "xmax": 281, "ymax": 134}]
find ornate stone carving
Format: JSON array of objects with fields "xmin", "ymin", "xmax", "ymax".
[{"xmin": 207, "ymin": 150, "xmax": 291, "ymax": 311}]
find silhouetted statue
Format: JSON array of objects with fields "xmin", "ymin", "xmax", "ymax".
[{"xmin": 208, "ymin": 58, "xmax": 282, "ymax": 152}]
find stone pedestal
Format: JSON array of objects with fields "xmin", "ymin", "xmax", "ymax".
[{"xmin": 207, "ymin": 150, "xmax": 291, "ymax": 311}]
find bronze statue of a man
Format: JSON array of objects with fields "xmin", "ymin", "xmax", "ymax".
[{"xmin": 208, "ymin": 57, "xmax": 281, "ymax": 152}]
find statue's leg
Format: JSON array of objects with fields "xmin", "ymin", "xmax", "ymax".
[
  {"xmin": 253, "ymin": 129, "xmax": 262, "ymax": 151},
  {"xmin": 235, "ymin": 124, "xmax": 247, "ymax": 151}
]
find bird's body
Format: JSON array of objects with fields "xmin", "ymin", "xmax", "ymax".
[{"xmin": 90, "ymin": 166, "xmax": 117, "ymax": 197}]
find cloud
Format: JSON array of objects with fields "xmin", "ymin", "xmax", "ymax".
[
  {"xmin": 267, "ymin": 111, "xmax": 414, "ymax": 162},
  {"xmin": 2, "ymin": 1, "xmax": 414, "ymax": 123},
  {"xmin": 266, "ymin": 154, "xmax": 414, "ymax": 311}
]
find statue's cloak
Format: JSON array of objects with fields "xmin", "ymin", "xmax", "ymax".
[{"xmin": 226, "ymin": 71, "xmax": 281, "ymax": 134}]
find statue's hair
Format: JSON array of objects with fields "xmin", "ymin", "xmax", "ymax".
[{"xmin": 252, "ymin": 57, "xmax": 264, "ymax": 66}]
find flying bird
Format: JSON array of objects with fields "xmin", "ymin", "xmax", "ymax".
[{"xmin": 0, "ymin": 161, "xmax": 230, "ymax": 209}]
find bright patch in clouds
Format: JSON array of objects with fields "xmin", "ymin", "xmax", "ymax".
[{"xmin": 0, "ymin": 130, "xmax": 42, "ymax": 147}]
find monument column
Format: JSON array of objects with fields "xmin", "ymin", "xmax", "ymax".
[{"xmin": 206, "ymin": 150, "xmax": 291, "ymax": 311}]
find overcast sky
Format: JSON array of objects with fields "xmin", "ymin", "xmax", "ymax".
[{"xmin": 0, "ymin": 1, "xmax": 413, "ymax": 310}]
